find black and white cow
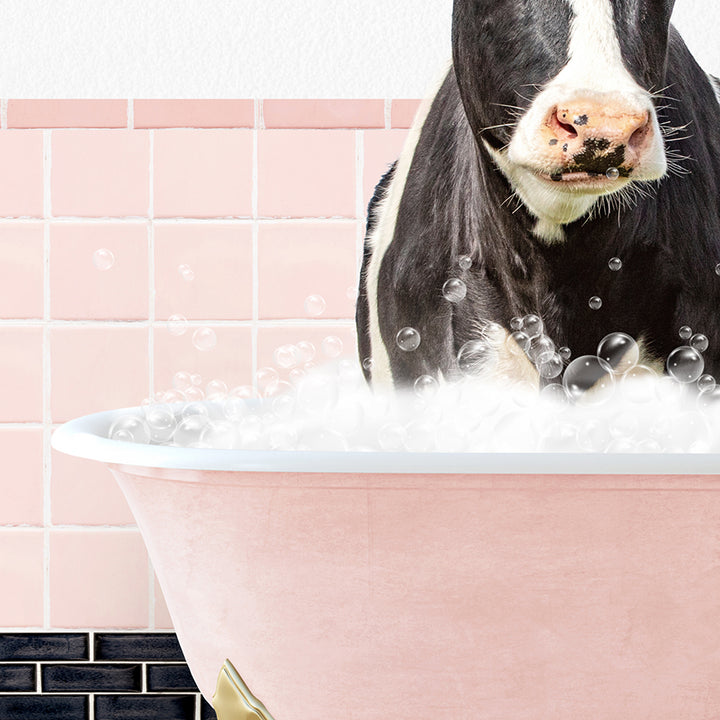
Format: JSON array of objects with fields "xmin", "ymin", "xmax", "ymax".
[{"xmin": 356, "ymin": 0, "xmax": 720, "ymax": 389}]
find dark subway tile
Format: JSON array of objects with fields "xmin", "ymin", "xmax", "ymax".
[
  {"xmin": 42, "ymin": 663, "xmax": 142, "ymax": 693},
  {"xmin": 146, "ymin": 664, "xmax": 198, "ymax": 692},
  {"xmin": 94, "ymin": 633, "xmax": 184, "ymax": 661},
  {"xmin": 0, "ymin": 664, "xmax": 36, "ymax": 692},
  {"xmin": 0, "ymin": 695, "xmax": 87, "ymax": 720},
  {"xmin": 0, "ymin": 633, "xmax": 88, "ymax": 661},
  {"xmin": 95, "ymin": 694, "xmax": 196, "ymax": 720},
  {"xmin": 200, "ymin": 696, "xmax": 218, "ymax": 719}
]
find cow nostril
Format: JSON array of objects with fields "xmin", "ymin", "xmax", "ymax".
[
  {"xmin": 628, "ymin": 119, "xmax": 650, "ymax": 150},
  {"xmin": 550, "ymin": 109, "xmax": 579, "ymax": 140}
]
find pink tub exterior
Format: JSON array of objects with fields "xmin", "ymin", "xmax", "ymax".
[{"xmin": 53, "ymin": 410, "xmax": 720, "ymax": 718}]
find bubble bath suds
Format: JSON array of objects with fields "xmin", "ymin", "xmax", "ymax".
[{"xmin": 109, "ymin": 318, "xmax": 720, "ymax": 454}]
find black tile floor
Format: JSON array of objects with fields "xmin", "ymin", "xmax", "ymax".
[{"xmin": 0, "ymin": 632, "xmax": 217, "ymax": 720}]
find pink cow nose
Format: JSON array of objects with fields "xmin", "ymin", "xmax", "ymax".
[{"xmin": 545, "ymin": 98, "xmax": 652, "ymax": 172}]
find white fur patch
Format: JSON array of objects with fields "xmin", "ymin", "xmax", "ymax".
[{"xmin": 364, "ymin": 61, "xmax": 452, "ymax": 388}]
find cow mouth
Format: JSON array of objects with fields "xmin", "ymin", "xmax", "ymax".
[{"xmin": 535, "ymin": 169, "xmax": 628, "ymax": 189}]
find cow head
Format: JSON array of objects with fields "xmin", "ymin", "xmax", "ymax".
[{"xmin": 453, "ymin": 0, "xmax": 675, "ymax": 240}]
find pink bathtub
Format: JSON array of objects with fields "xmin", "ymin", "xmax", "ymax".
[{"xmin": 53, "ymin": 407, "xmax": 720, "ymax": 719}]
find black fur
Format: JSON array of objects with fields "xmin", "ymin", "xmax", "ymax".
[{"xmin": 358, "ymin": 4, "xmax": 720, "ymax": 388}]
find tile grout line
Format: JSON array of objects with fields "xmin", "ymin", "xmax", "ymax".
[
  {"xmin": 148, "ymin": 127, "xmax": 157, "ymax": 630},
  {"xmin": 251, "ymin": 99, "xmax": 260, "ymax": 392},
  {"xmin": 42, "ymin": 129, "xmax": 52, "ymax": 631},
  {"xmin": 127, "ymin": 99, "xmax": 134, "ymax": 130},
  {"xmin": 0, "ymin": 216, "xmax": 359, "ymax": 225},
  {"xmin": 384, "ymin": 98, "xmax": 392, "ymax": 129}
]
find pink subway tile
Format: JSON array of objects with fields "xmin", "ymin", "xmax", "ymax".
[
  {"xmin": 258, "ymin": 223, "xmax": 357, "ymax": 319},
  {"xmin": 0, "ymin": 131, "xmax": 44, "ymax": 217},
  {"xmin": 0, "ymin": 430, "xmax": 43, "ymax": 526},
  {"xmin": 154, "ymin": 576, "xmax": 174, "ymax": 629},
  {"xmin": 50, "ymin": 530, "xmax": 149, "ymax": 627},
  {"xmin": 263, "ymin": 100, "xmax": 384, "ymax": 129},
  {"xmin": 363, "ymin": 129, "xmax": 408, "ymax": 208},
  {"xmin": 8, "ymin": 100, "xmax": 128, "ymax": 129},
  {"xmin": 153, "ymin": 325, "xmax": 252, "ymax": 395},
  {"xmin": 50, "ymin": 326, "xmax": 149, "ymax": 422},
  {"xmin": 0, "ymin": 530, "xmax": 44, "ymax": 626},
  {"xmin": 257, "ymin": 325, "xmax": 358, "ymax": 374},
  {"xmin": 154, "ymin": 224, "xmax": 252, "ymax": 320},
  {"xmin": 134, "ymin": 100, "xmax": 254, "ymax": 129},
  {"xmin": 50, "ymin": 223, "xmax": 148, "ymax": 320},
  {"xmin": 0, "ymin": 223, "xmax": 44, "ymax": 319},
  {"xmin": 258, "ymin": 130, "xmax": 356, "ymax": 218},
  {"xmin": 51, "ymin": 444, "xmax": 135, "ymax": 526},
  {"xmin": 391, "ymin": 99, "xmax": 423, "ymax": 128},
  {"xmin": 52, "ymin": 130, "xmax": 150, "ymax": 217},
  {"xmin": 154, "ymin": 130, "xmax": 253, "ymax": 218},
  {"xmin": 0, "ymin": 328, "xmax": 43, "ymax": 422}
]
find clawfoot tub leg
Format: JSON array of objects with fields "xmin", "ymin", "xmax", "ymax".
[{"xmin": 212, "ymin": 660, "xmax": 276, "ymax": 720}]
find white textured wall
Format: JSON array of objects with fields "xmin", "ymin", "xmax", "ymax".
[{"xmin": 0, "ymin": 0, "xmax": 716, "ymax": 98}]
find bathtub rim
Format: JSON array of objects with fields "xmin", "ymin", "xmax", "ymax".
[{"xmin": 51, "ymin": 405, "xmax": 720, "ymax": 475}]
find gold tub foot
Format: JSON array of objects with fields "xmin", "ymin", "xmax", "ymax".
[{"xmin": 213, "ymin": 660, "xmax": 276, "ymax": 720}]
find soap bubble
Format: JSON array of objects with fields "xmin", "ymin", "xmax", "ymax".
[
  {"xmin": 288, "ymin": 367, "xmax": 306, "ymax": 384},
  {"xmin": 442, "ymin": 278, "xmax": 467, "ymax": 302},
  {"xmin": 458, "ymin": 255, "xmax": 472, "ymax": 270},
  {"xmin": 321, "ymin": 335, "xmax": 344, "ymax": 358},
  {"xmin": 378, "ymin": 423, "xmax": 406, "ymax": 452},
  {"xmin": 172, "ymin": 371, "xmax": 193, "ymax": 392},
  {"xmin": 698, "ymin": 374, "xmax": 716, "ymax": 394},
  {"xmin": 506, "ymin": 331, "xmax": 530, "ymax": 355},
  {"xmin": 396, "ymin": 327, "xmax": 421, "ymax": 352},
  {"xmin": 362, "ymin": 357, "xmax": 374, "ymax": 371},
  {"xmin": 538, "ymin": 353, "xmax": 564, "ymax": 379},
  {"xmin": 200, "ymin": 420, "xmax": 237, "ymax": 449},
  {"xmin": 522, "ymin": 314, "xmax": 543, "ymax": 339},
  {"xmin": 174, "ymin": 415, "xmax": 210, "ymax": 446},
  {"xmin": 304, "ymin": 294, "xmax": 326, "ymax": 317},
  {"xmin": 457, "ymin": 339, "xmax": 496, "ymax": 375},
  {"xmin": 588, "ymin": 296, "xmax": 603, "ymax": 310},
  {"xmin": 609, "ymin": 413, "xmax": 639, "ymax": 440},
  {"xmin": 716, "ymin": 263, "xmax": 720, "ymax": 276},
  {"xmin": 167, "ymin": 315, "xmax": 188, "ymax": 336},
  {"xmin": 178, "ymin": 264, "xmax": 195, "ymax": 282},
  {"xmin": 192, "ymin": 327, "xmax": 217, "ymax": 351},
  {"xmin": 296, "ymin": 341, "xmax": 316, "ymax": 363},
  {"xmin": 256, "ymin": 367, "xmax": 280, "ymax": 394},
  {"xmin": 274, "ymin": 344, "xmax": 302, "ymax": 369},
  {"xmin": 621, "ymin": 365, "xmax": 657, "ymax": 403},
  {"xmin": 608, "ymin": 257, "xmax": 622, "ymax": 271},
  {"xmin": 540, "ymin": 383, "xmax": 568, "ymax": 403},
  {"xmin": 181, "ymin": 401, "xmax": 209, "ymax": 419},
  {"xmin": 510, "ymin": 316, "xmax": 523, "ymax": 331},
  {"xmin": 690, "ymin": 333, "xmax": 709, "ymax": 353},
  {"xmin": 414, "ymin": 374, "xmax": 439, "ymax": 399},
  {"xmin": 558, "ymin": 346, "xmax": 572, "ymax": 361},
  {"xmin": 191, "ymin": 373, "xmax": 202, "ymax": 386},
  {"xmin": 606, "ymin": 167, "xmax": 620, "ymax": 180},
  {"xmin": 596, "ymin": 332, "xmax": 639, "ymax": 374},
  {"xmin": 528, "ymin": 335, "xmax": 555, "ymax": 364},
  {"xmin": 162, "ymin": 389, "xmax": 185, "ymax": 404},
  {"xmin": 679, "ymin": 325, "xmax": 693, "ymax": 341},
  {"xmin": 563, "ymin": 355, "xmax": 615, "ymax": 405},
  {"xmin": 206, "ymin": 379, "xmax": 228, "ymax": 401},
  {"xmin": 144, "ymin": 406, "xmax": 177, "ymax": 443},
  {"xmin": 666, "ymin": 346, "xmax": 704, "ymax": 383},
  {"xmin": 184, "ymin": 386, "xmax": 204, "ymax": 402},
  {"xmin": 109, "ymin": 415, "xmax": 150, "ymax": 443},
  {"xmin": 93, "ymin": 248, "xmax": 115, "ymax": 271}
]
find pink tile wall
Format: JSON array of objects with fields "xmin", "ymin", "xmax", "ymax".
[{"xmin": 0, "ymin": 98, "xmax": 414, "ymax": 632}]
